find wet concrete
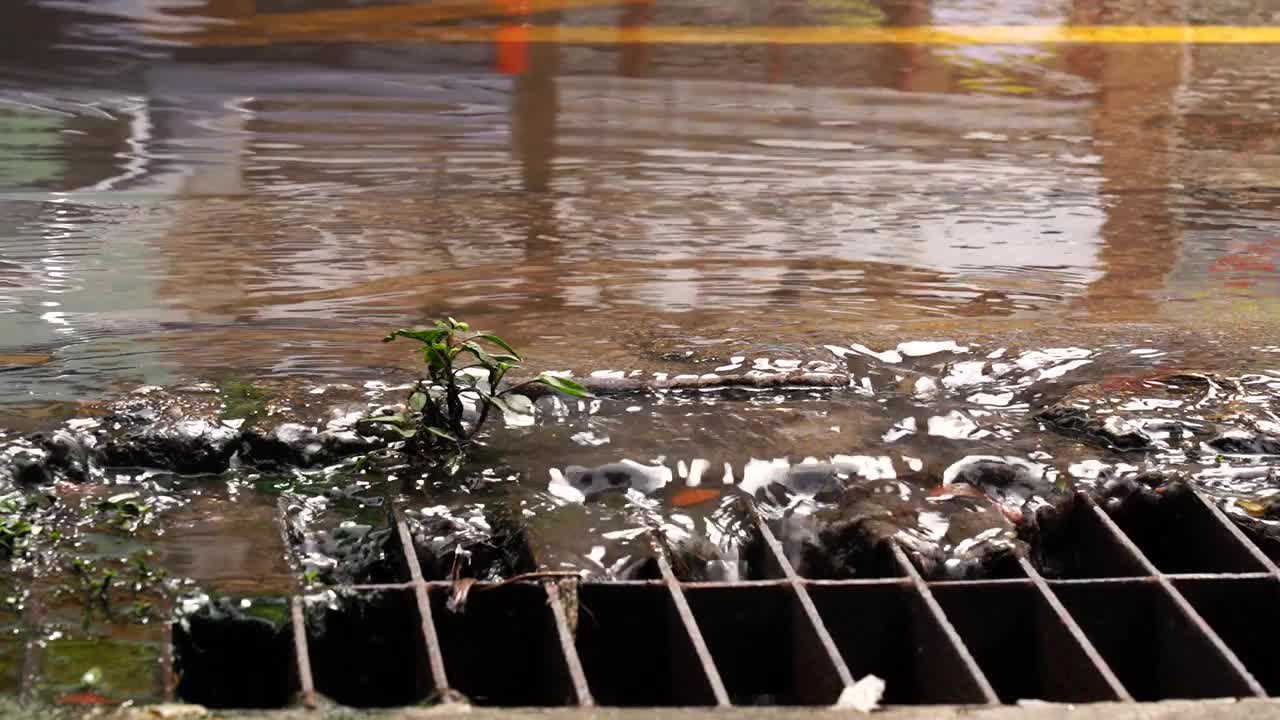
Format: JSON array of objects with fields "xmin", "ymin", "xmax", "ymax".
[{"xmin": 88, "ymin": 698, "xmax": 1280, "ymax": 720}]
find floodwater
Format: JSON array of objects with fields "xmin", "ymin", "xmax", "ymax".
[
  {"xmin": 2, "ymin": 0, "xmax": 1280, "ymax": 410},
  {"xmin": 4, "ymin": 0, "xmax": 1280, "ymax": 706}
]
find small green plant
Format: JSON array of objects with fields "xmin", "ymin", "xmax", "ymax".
[
  {"xmin": 0, "ymin": 518, "xmax": 33, "ymax": 559},
  {"xmin": 0, "ymin": 491, "xmax": 40, "ymax": 559},
  {"xmin": 219, "ymin": 378, "xmax": 271, "ymax": 427},
  {"xmin": 366, "ymin": 318, "xmax": 591, "ymax": 450},
  {"xmin": 94, "ymin": 492, "xmax": 152, "ymax": 533},
  {"xmin": 63, "ymin": 553, "xmax": 168, "ymax": 625}
]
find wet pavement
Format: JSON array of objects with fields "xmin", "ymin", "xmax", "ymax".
[{"xmin": 4, "ymin": 0, "xmax": 1280, "ymax": 709}]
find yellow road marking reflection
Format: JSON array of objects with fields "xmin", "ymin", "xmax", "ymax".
[
  {"xmin": 438, "ymin": 24, "xmax": 1280, "ymax": 44},
  {"xmin": 171, "ymin": 24, "xmax": 1280, "ymax": 47}
]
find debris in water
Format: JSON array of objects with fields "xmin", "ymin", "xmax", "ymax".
[
  {"xmin": 671, "ymin": 488, "xmax": 720, "ymax": 507},
  {"xmin": 835, "ymin": 674, "xmax": 886, "ymax": 711}
]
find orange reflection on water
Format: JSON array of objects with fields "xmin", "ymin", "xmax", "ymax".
[{"xmin": 496, "ymin": 0, "xmax": 531, "ymax": 74}]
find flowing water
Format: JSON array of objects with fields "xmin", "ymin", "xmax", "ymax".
[{"xmin": 3, "ymin": 0, "xmax": 1280, "ymax": 705}]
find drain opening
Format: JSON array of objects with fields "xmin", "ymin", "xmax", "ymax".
[
  {"xmin": 1109, "ymin": 489, "xmax": 1266, "ymax": 574},
  {"xmin": 574, "ymin": 583, "xmax": 718, "ymax": 707},
  {"xmin": 1053, "ymin": 580, "xmax": 1256, "ymax": 701},
  {"xmin": 305, "ymin": 590, "xmax": 428, "ymax": 707},
  {"xmin": 1175, "ymin": 576, "xmax": 1280, "ymax": 695},
  {"xmin": 782, "ymin": 520, "xmax": 905, "ymax": 580},
  {"xmin": 684, "ymin": 584, "xmax": 842, "ymax": 705},
  {"xmin": 165, "ymin": 488, "xmax": 1280, "ymax": 709},
  {"xmin": 1031, "ymin": 500, "xmax": 1148, "ymax": 578},
  {"xmin": 173, "ymin": 596, "xmax": 296, "ymax": 708},
  {"xmin": 933, "ymin": 582, "xmax": 1121, "ymax": 703},
  {"xmin": 808, "ymin": 582, "xmax": 990, "ymax": 705},
  {"xmin": 428, "ymin": 582, "xmax": 578, "ymax": 706}
]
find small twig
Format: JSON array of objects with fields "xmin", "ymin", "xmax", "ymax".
[
  {"xmin": 473, "ymin": 570, "xmax": 583, "ymax": 590},
  {"xmin": 445, "ymin": 570, "xmax": 584, "ymax": 614}
]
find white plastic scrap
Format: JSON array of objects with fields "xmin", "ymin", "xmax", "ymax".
[
  {"xmin": 927, "ymin": 411, "xmax": 984, "ymax": 439},
  {"xmin": 882, "ymin": 417, "xmax": 917, "ymax": 443},
  {"xmin": 942, "ymin": 360, "xmax": 989, "ymax": 388},
  {"xmin": 897, "ymin": 340, "xmax": 968, "ymax": 357},
  {"xmin": 849, "ymin": 343, "xmax": 903, "ymax": 364},
  {"xmin": 912, "ymin": 376, "xmax": 938, "ymax": 400},
  {"xmin": 831, "ymin": 455, "xmax": 897, "ymax": 480},
  {"xmin": 968, "ymin": 392, "xmax": 1015, "ymax": 407},
  {"xmin": 569, "ymin": 430, "xmax": 610, "ymax": 447},
  {"xmin": 834, "ymin": 674, "xmax": 886, "ymax": 712}
]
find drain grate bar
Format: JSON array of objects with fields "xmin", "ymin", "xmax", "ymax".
[
  {"xmin": 751, "ymin": 522, "xmax": 854, "ymax": 702},
  {"xmin": 168, "ymin": 487, "xmax": 1280, "ymax": 709},
  {"xmin": 543, "ymin": 580, "xmax": 594, "ymax": 706},
  {"xmin": 391, "ymin": 506, "xmax": 448, "ymax": 701},
  {"xmin": 655, "ymin": 554, "xmax": 731, "ymax": 706},
  {"xmin": 276, "ymin": 500, "xmax": 316, "ymax": 709}
]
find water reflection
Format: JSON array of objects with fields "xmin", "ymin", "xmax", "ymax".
[{"xmin": 0, "ymin": 0, "xmax": 1277, "ymax": 409}]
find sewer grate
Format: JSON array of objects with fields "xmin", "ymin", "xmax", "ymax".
[{"xmin": 34, "ymin": 488, "xmax": 1280, "ymax": 709}]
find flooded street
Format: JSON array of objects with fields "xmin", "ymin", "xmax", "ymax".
[
  {"xmin": 2, "ymin": 0, "xmax": 1280, "ymax": 407},
  {"xmin": 4, "ymin": 0, "xmax": 1280, "ymax": 709}
]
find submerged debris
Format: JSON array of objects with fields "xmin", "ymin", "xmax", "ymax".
[
  {"xmin": 405, "ymin": 504, "xmax": 535, "ymax": 581},
  {"xmin": 511, "ymin": 365, "xmax": 850, "ymax": 398},
  {"xmin": 243, "ymin": 422, "xmax": 382, "ymax": 470},
  {"xmin": 1038, "ymin": 371, "xmax": 1280, "ymax": 456},
  {"xmin": 0, "ymin": 385, "xmax": 389, "ymax": 484}
]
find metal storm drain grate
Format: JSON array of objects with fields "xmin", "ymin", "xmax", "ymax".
[{"xmin": 169, "ymin": 489, "xmax": 1280, "ymax": 709}]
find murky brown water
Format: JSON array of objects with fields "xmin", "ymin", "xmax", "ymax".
[
  {"xmin": 2, "ymin": 0, "xmax": 1280, "ymax": 411},
  {"xmin": 4, "ymin": 0, "xmax": 1280, "ymax": 706}
]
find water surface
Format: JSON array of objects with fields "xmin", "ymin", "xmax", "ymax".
[{"xmin": 1, "ymin": 0, "xmax": 1279, "ymax": 412}]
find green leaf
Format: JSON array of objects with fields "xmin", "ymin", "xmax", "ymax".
[
  {"xmin": 472, "ymin": 334, "xmax": 522, "ymax": 361},
  {"xmin": 408, "ymin": 391, "xmax": 428, "ymax": 412},
  {"xmin": 384, "ymin": 328, "xmax": 447, "ymax": 345},
  {"xmin": 425, "ymin": 426, "xmax": 460, "ymax": 443},
  {"xmin": 353, "ymin": 453, "xmax": 373, "ymax": 473},
  {"xmin": 424, "ymin": 343, "xmax": 451, "ymax": 373},
  {"xmin": 534, "ymin": 374, "xmax": 594, "ymax": 398},
  {"xmin": 490, "ymin": 394, "xmax": 534, "ymax": 417},
  {"xmin": 458, "ymin": 341, "xmax": 499, "ymax": 369},
  {"xmin": 359, "ymin": 414, "xmax": 413, "ymax": 429}
]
